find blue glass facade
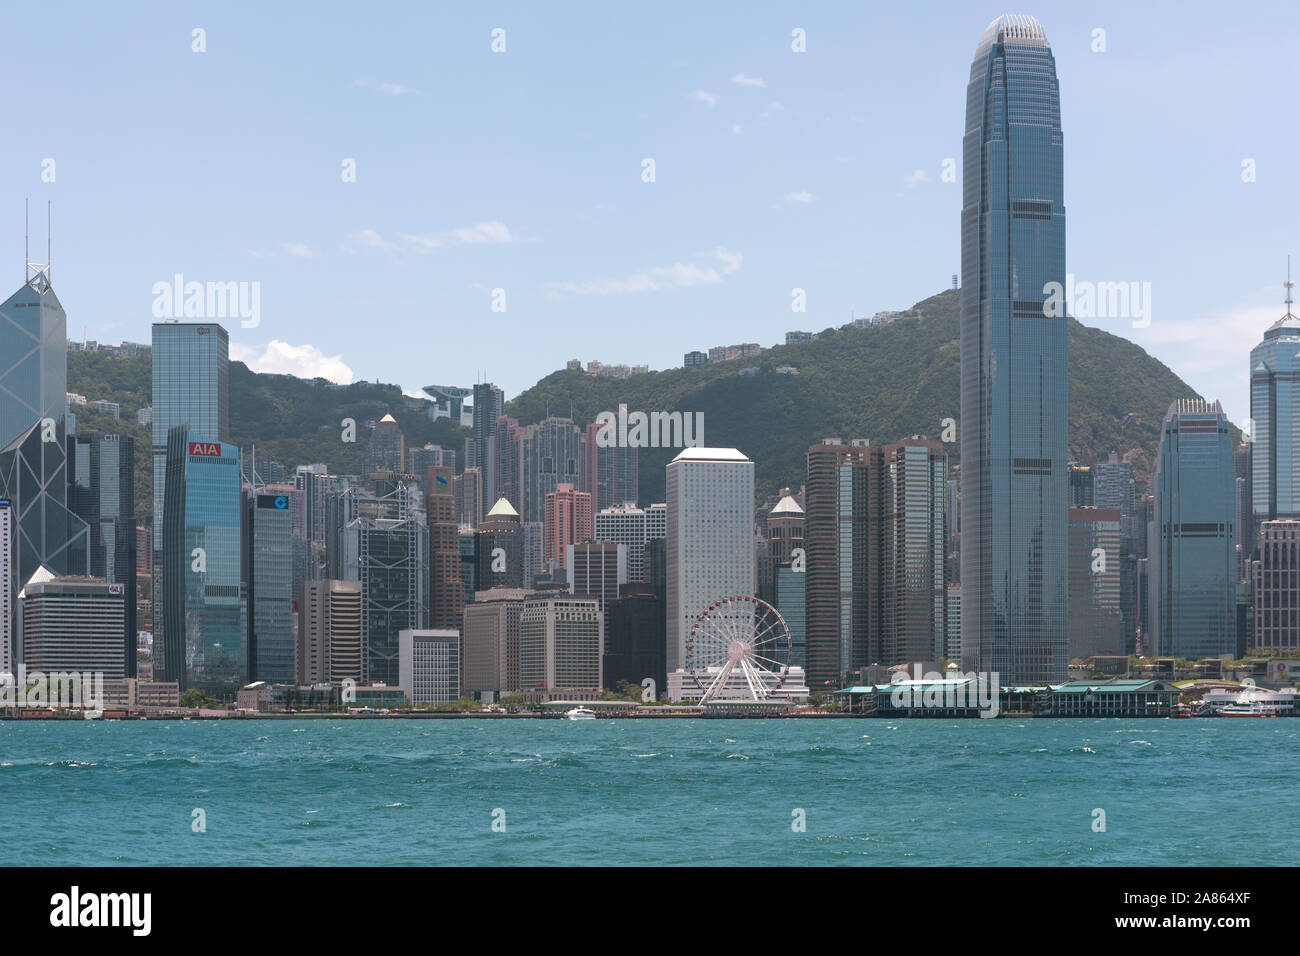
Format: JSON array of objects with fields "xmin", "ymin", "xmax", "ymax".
[
  {"xmin": 960, "ymin": 14, "xmax": 1068, "ymax": 683},
  {"xmin": 775, "ymin": 565, "xmax": 806, "ymax": 669},
  {"xmin": 1249, "ymin": 309, "xmax": 1300, "ymax": 554},
  {"xmin": 1149, "ymin": 401, "xmax": 1236, "ymax": 659},
  {"xmin": 0, "ymin": 276, "xmax": 90, "ymax": 596},
  {"xmin": 248, "ymin": 492, "xmax": 295, "ymax": 683},
  {"xmin": 162, "ymin": 427, "xmax": 245, "ymax": 693},
  {"xmin": 151, "ymin": 323, "xmax": 229, "ymax": 553}
]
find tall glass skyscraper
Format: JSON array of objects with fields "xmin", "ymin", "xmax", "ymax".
[
  {"xmin": 152, "ymin": 323, "xmax": 230, "ymax": 552},
  {"xmin": 162, "ymin": 426, "xmax": 246, "ymax": 693},
  {"xmin": 0, "ymin": 270, "xmax": 89, "ymax": 599},
  {"xmin": 1149, "ymin": 400, "xmax": 1236, "ymax": 658},
  {"xmin": 1248, "ymin": 278, "xmax": 1300, "ymax": 556},
  {"xmin": 68, "ymin": 430, "xmax": 137, "ymax": 676},
  {"xmin": 960, "ymin": 14, "xmax": 1068, "ymax": 683},
  {"xmin": 248, "ymin": 492, "xmax": 295, "ymax": 683}
]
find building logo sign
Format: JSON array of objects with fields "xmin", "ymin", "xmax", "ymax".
[{"xmin": 188, "ymin": 442, "xmax": 221, "ymax": 457}]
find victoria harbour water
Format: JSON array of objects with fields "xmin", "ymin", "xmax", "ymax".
[{"xmin": 0, "ymin": 718, "xmax": 1293, "ymax": 866}]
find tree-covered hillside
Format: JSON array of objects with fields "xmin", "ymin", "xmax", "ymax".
[
  {"xmin": 69, "ymin": 288, "xmax": 1231, "ymax": 516},
  {"xmin": 510, "ymin": 288, "xmax": 1230, "ymax": 502}
]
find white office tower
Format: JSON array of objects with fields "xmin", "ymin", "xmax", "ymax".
[
  {"xmin": 594, "ymin": 502, "xmax": 666, "ymax": 584},
  {"xmin": 666, "ymin": 448, "xmax": 754, "ymax": 673}
]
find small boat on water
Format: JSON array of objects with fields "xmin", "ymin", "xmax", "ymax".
[
  {"xmin": 565, "ymin": 707, "xmax": 597, "ymax": 720},
  {"xmin": 1217, "ymin": 703, "xmax": 1279, "ymax": 717},
  {"xmin": 1171, "ymin": 704, "xmax": 1192, "ymax": 718}
]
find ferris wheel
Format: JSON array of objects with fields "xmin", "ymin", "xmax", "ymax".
[{"xmin": 684, "ymin": 595, "xmax": 792, "ymax": 704}]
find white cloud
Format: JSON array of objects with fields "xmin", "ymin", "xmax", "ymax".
[
  {"xmin": 451, "ymin": 221, "xmax": 513, "ymax": 244},
  {"xmin": 355, "ymin": 222, "xmax": 514, "ymax": 255},
  {"xmin": 283, "ymin": 242, "xmax": 317, "ymax": 258},
  {"xmin": 708, "ymin": 247, "xmax": 743, "ymax": 274},
  {"xmin": 688, "ymin": 89, "xmax": 718, "ymax": 108},
  {"xmin": 356, "ymin": 79, "xmax": 416, "ymax": 95},
  {"xmin": 231, "ymin": 340, "xmax": 354, "ymax": 384},
  {"xmin": 785, "ymin": 190, "xmax": 815, "ymax": 203},
  {"xmin": 731, "ymin": 73, "xmax": 766, "ymax": 88},
  {"xmin": 731, "ymin": 123, "xmax": 742, "ymax": 135},
  {"xmin": 546, "ymin": 248, "xmax": 742, "ymax": 297},
  {"xmin": 904, "ymin": 168, "xmax": 932, "ymax": 187},
  {"xmin": 356, "ymin": 229, "xmax": 398, "ymax": 252}
]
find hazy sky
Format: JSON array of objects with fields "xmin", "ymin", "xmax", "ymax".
[{"xmin": 3, "ymin": 0, "xmax": 1295, "ymax": 427}]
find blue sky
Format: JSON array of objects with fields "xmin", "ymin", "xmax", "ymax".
[{"xmin": 3, "ymin": 0, "xmax": 1295, "ymax": 427}]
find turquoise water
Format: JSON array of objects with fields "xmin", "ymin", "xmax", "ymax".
[{"xmin": 1, "ymin": 718, "xmax": 1294, "ymax": 865}]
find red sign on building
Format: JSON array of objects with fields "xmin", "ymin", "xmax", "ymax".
[{"xmin": 188, "ymin": 441, "xmax": 221, "ymax": 457}]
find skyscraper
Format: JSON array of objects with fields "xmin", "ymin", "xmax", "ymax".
[
  {"xmin": 879, "ymin": 438, "xmax": 949, "ymax": 666},
  {"xmin": 247, "ymin": 491, "xmax": 295, "ymax": 683},
  {"xmin": 1066, "ymin": 506, "xmax": 1123, "ymax": 659},
  {"xmin": 594, "ymin": 502, "xmax": 666, "ymax": 584},
  {"xmin": 426, "ymin": 465, "xmax": 464, "ymax": 631},
  {"xmin": 161, "ymin": 427, "xmax": 245, "ymax": 693},
  {"xmin": 478, "ymin": 497, "xmax": 524, "ymax": 589},
  {"xmin": 67, "ymin": 430, "xmax": 137, "ymax": 677},
  {"xmin": 804, "ymin": 437, "xmax": 948, "ymax": 682},
  {"xmin": 544, "ymin": 482, "xmax": 592, "ymax": 571},
  {"xmin": 586, "ymin": 412, "xmax": 640, "ymax": 511},
  {"xmin": 1149, "ymin": 400, "xmax": 1236, "ymax": 659},
  {"xmin": 0, "ymin": 498, "xmax": 13, "ymax": 676},
  {"xmin": 1249, "ymin": 520, "xmax": 1300, "ymax": 653},
  {"xmin": 804, "ymin": 439, "xmax": 871, "ymax": 688},
  {"xmin": 470, "ymin": 383, "xmax": 504, "ymax": 515},
  {"xmin": 520, "ymin": 417, "xmax": 586, "ymax": 526},
  {"xmin": 960, "ymin": 14, "xmax": 1068, "ymax": 683},
  {"xmin": 665, "ymin": 447, "xmax": 754, "ymax": 674},
  {"xmin": 519, "ymin": 592, "xmax": 603, "ymax": 699},
  {"xmin": 343, "ymin": 478, "xmax": 429, "ymax": 685},
  {"xmin": 1248, "ymin": 267, "xmax": 1300, "ymax": 557},
  {"xmin": 298, "ymin": 579, "xmax": 363, "ymax": 684},
  {"xmin": 20, "ymin": 576, "xmax": 127, "ymax": 678},
  {"xmin": 151, "ymin": 323, "xmax": 230, "ymax": 553},
  {"xmin": 0, "ymin": 269, "xmax": 89, "ymax": 606},
  {"xmin": 362, "ymin": 413, "xmax": 405, "ymax": 477}
]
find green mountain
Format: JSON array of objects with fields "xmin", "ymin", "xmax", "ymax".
[
  {"xmin": 67, "ymin": 352, "xmax": 469, "ymax": 524},
  {"xmin": 509, "ymin": 288, "xmax": 1231, "ymax": 502},
  {"xmin": 68, "ymin": 288, "xmax": 1229, "ymax": 518}
]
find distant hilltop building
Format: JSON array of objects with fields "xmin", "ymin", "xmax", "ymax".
[
  {"xmin": 421, "ymin": 385, "xmax": 474, "ymax": 427},
  {"xmin": 851, "ymin": 311, "xmax": 902, "ymax": 329},
  {"xmin": 66, "ymin": 339, "xmax": 151, "ymax": 357},
  {"xmin": 683, "ymin": 350, "xmax": 707, "ymax": 368},
  {"xmin": 708, "ymin": 343, "xmax": 761, "ymax": 363},
  {"xmin": 583, "ymin": 360, "xmax": 649, "ymax": 378},
  {"xmin": 785, "ymin": 330, "xmax": 814, "ymax": 345}
]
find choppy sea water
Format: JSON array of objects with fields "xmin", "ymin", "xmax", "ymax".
[{"xmin": 0, "ymin": 718, "xmax": 1293, "ymax": 866}]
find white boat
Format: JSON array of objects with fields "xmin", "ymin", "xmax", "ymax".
[{"xmin": 565, "ymin": 707, "xmax": 597, "ymax": 720}]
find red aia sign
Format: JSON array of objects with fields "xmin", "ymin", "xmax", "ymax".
[{"xmin": 188, "ymin": 441, "xmax": 221, "ymax": 457}]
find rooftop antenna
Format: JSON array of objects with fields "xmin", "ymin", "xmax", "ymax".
[
  {"xmin": 1286, "ymin": 256, "xmax": 1295, "ymax": 318},
  {"xmin": 47, "ymin": 200, "xmax": 51, "ymax": 283},
  {"xmin": 23, "ymin": 199, "xmax": 51, "ymax": 292}
]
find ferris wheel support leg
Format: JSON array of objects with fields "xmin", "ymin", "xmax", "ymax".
[{"xmin": 701, "ymin": 658, "xmax": 736, "ymax": 705}]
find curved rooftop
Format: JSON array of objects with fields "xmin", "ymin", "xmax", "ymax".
[{"xmin": 977, "ymin": 14, "xmax": 1049, "ymax": 52}]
